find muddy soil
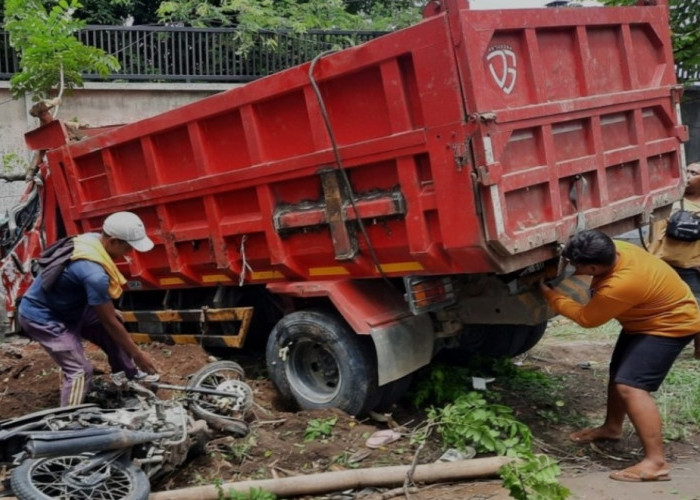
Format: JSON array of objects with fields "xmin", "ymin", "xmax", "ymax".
[{"xmin": 1, "ymin": 326, "xmax": 699, "ymax": 499}]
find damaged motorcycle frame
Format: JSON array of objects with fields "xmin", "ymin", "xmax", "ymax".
[{"xmin": 0, "ymin": 360, "xmax": 253, "ymax": 500}]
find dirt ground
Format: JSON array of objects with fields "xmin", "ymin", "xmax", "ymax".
[{"xmin": 1, "ymin": 330, "xmax": 699, "ymax": 500}]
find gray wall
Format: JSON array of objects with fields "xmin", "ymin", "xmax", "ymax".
[{"xmin": 0, "ymin": 81, "xmax": 239, "ymax": 213}]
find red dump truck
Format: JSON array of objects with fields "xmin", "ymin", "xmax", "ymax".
[{"xmin": 0, "ymin": 0, "xmax": 687, "ymax": 415}]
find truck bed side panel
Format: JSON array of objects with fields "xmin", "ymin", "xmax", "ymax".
[{"xmin": 44, "ymin": 3, "xmax": 684, "ymax": 287}]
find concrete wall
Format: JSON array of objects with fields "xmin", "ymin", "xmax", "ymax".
[{"xmin": 0, "ymin": 81, "xmax": 239, "ymax": 213}]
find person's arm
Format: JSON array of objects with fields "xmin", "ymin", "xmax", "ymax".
[
  {"xmin": 92, "ymin": 301, "xmax": 158, "ymax": 374},
  {"xmin": 540, "ymin": 282, "xmax": 631, "ymax": 328}
]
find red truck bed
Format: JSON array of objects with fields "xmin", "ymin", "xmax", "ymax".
[{"xmin": 34, "ymin": 0, "xmax": 684, "ymax": 290}]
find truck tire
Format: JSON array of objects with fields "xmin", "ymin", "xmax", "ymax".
[
  {"xmin": 11, "ymin": 455, "xmax": 150, "ymax": 500},
  {"xmin": 450, "ymin": 321, "xmax": 548, "ymax": 359},
  {"xmin": 266, "ymin": 310, "xmax": 378, "ymax": 416},
  {"xmin": 372, "ymin": 373, "xmax": 413, "ymax": 413}
]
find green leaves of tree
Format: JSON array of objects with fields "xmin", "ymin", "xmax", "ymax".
[
  {"xmin": 4, "ymin": 0, "xmax": 120, "ymax": 98},
  {"xmin": 428, "ymin": 392, "xmax": 532, "ymax": 457},
  {"xmin": 155, "ymin": 0, "xmax": 421, "ymax": 31},
  {"xmin": 501, "ymin": 454, "xmax": 571, "ymax": 500},
  {"xmin": 423, "ymin": 381, "xmax": 570, "ymax": 499}
]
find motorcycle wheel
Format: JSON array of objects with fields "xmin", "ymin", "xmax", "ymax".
[
  {"xmin": 10, "ymin": 455, "xmax": 150, "ymax": 500},
  {"xmin": 186, "ymin": 360, "xmax": 253, "ymax": 430}
]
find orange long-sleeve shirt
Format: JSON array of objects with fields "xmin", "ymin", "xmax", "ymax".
[{"xmin": 543, "ymin": 240, "xmax": 700, "ymax": 337}]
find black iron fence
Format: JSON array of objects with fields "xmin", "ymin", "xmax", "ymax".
[{"xmin": 0, "ymin": 25, "xmax": 387, "ymax": 83}]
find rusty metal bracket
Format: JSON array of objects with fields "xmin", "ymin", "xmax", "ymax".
[
  {"xmin": 320, "ymin": 169, "xmax": 358, "ymax": 260},
  {"xmin": 474, "ymin": 162, "xmax": 503, "ymax": 186},
  {"xmin": 273, "ymin": 169, "xmax": 406, "ymax": 261}
]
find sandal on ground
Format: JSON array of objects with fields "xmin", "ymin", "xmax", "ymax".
[
  {"xmin": 609, "ymin": 465, "xmax": 671, "ymax": 482},
  {"xmin": 569, "ymin": 428, "xmax": 621, "ymax": 444},
  {"xmin": 365, "ymin": 429, "xmax": 402, "ymax": 449}
]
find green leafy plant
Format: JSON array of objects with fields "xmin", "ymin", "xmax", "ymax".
[
  {"xmin": 428, "ymin": 392, "xmax": 532, "ymax": 457},
  {"xmin": 224, "ymin": 487, "xmax": 277, "ymax": 500},
  {"xmin": 1, "ymin": 153, "xmax": 27, "ymax": 179},
  {"xmin": 4, "ymin": 0, "xmax": 120, "ymax": 100},
  {"xmin": 427, "ymin": 393, "xmax": 570, "ymax": 500},
  {"xmin": 500, "ymin": 453, "xmax": 571, "ymax": 500},
  {"xmin": 410, "ymin": 363, "xmax": 473, "ymax": 407},
  {"xmin": 303, "ymin": 416, "xmax": 337, "ymax": 441},
  {"xmin": 225, "ymin": 435, "xmax": 257, "ymax": 464}
]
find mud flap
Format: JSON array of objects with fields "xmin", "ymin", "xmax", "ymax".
[{"xmin": 370, "ymin": 314, "xmax": 434, "ymax": 386}]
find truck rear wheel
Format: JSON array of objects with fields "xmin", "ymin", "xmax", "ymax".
[
  {"xmin": 451, "ymin": 321, "xmax": 548, "ymax": 359},
  {"xmin": 265, "ymin": 310, "xmax": 378, "ymax": 416}
]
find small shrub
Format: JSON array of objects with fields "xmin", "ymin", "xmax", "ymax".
[{"xmin": 304, "ymin": 416, "xmax": 337, "ymax": 441}]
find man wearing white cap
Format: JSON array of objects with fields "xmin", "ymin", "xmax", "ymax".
[{"xmin": 18, "ymin": 211, "xmax": 159, "ymax": 406}]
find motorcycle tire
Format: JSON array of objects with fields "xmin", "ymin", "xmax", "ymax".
[
  {"xmin": 10, "ymin": 455, "xmax": 150, "ymax": 500},
  {"xmin": 187, "ymin": 360, "xmax": 253, "ymax": 425}
]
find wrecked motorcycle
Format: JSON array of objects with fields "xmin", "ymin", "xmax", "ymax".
[{"xmin": 0, "ymin": 360, "xmax": 253, "ymax": 500}]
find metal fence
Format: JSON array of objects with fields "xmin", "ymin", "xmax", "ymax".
[{"xmin": 0, "ymin": 26, "xmax": 387, "ymax": 83}]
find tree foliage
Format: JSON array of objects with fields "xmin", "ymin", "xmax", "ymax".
[
  {"xmin": 4, "ymin": 0, "xmax": 120, "ymax": 99},
  {"xmin": 155, "ymin": 0, "xmax": 421, "ymax": 31},
  {"xmin": 153, "ymin": 0, "xmax": 421, "ymax": 55},
  {"xmin": 74, "ymin": 0, "xmax": 161, "ymax": 25}
]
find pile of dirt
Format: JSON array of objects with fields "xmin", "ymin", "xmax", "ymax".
[{"xmin": 2, "ymin": 335, "xmax": 699, "ymax": 499}]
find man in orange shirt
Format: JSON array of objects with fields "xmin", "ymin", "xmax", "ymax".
[{"xmin": 541, "ymin": 229, "xmax": 700, "ymax": 482}]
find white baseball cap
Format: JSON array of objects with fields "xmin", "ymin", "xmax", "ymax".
[{"xmin": 103, "ymin": 211, "xmax": 154, "ymax": 252}]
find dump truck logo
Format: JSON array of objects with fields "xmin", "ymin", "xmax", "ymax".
[{"xmin": 486, "ymin": 46, "xmax": 517, "ymax": 95}]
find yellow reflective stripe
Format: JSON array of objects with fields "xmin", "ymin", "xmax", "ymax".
[
  {"xmin": 251, "ymin": 270, "xmax": 284, "ymax": 280},
  {"xmin": 376, "ymin": 261, "xmax": 424, "ymax": 273},
  {"xmin": 202, "ymin": 274, "xmax": 233, "ymax": 283},
  {"xmin": 159, "ymin": 277, "xmax": 186, "ymax": 286},
  {"xmin": 171, "ymin": 335, "xmax": 197, "ymax": 344},
  {"xmin": 309, "ymin": 266, "xmax": 350, "ymax": 277},
  {"xmin": 130, "ymin": 333, "xmax": 152, "ymax": 344}
]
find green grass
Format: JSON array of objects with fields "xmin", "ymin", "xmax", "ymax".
[
  {"xmin": 544, "ymin": 316, "xmax": 621, "ymax": 343},
  {"xmin": 546, "ymin": 315, "xmax": 700, "ymax": 441},
  {"xmin": 656, "ymin": 354, "xmax": 700, "ymax": 440}
]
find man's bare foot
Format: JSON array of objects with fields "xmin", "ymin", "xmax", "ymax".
[{"xmin": 569, "ymin": 427, "xmax": 622, "ymax": 444}]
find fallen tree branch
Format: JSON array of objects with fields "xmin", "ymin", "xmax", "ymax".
[{"xmin": 149, "ymin": 456, "xmax": 512, "ymax": 500}]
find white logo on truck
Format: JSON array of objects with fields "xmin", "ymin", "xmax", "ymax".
[{"xmin": 486, "ymin": 46, "xmax": 517, "ymax": 95}]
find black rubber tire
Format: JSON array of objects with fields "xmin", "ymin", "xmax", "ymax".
[
  {"xmin": 187, "ymin": 360, "xmax": 246, "ymax": 383},
  {"xmin": 186, "ymin": 361, "xmax": 252, "ymax": 423},
  {"xmin": 450, "ymin": 321, "xmax": 548, "ymax": 359},
  {"xmin": 372, "ymin": 373, "xmax": 414, "ymax": 413},
  {"xmin": 265, "ymin": 310, "xmax": 378, "ymax": 416},
  {"xmin": 10, "ymin": 455, "xmax": 150, "ymax": 500}
]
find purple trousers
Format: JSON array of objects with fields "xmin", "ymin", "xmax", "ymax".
[{"xmin": 18, "ymin": 308, "xmax": 136, "ymax": 406}]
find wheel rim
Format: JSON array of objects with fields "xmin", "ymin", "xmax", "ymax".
[
  {"xmin": 286, "ymin": 338, "xmax": 341, "ymax": 405},
  {"xmin": 191, "ymin": 368, "xmax": 251, "ymax": 416},
  {"xmin": 28, "ymin": 456, "xmax": 134, "ymax": 499}
]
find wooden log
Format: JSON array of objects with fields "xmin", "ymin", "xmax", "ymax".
[{"xmin": 149, "ymin": 456, "xmax": 512, "ymax": 500}]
